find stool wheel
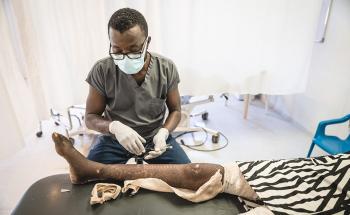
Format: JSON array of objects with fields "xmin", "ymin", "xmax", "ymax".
[
  {"xmin": 202, "ymin": 112, "xmax": 209, "ymax": 120},
  {"xmin": 36, "ymin": 131, "xmax": 43, "ymax": 138}
]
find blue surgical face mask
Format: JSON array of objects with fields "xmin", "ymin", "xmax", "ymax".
[{"xmin": 113, "ymin": 39, "xmax": 147, "ymax": 75}]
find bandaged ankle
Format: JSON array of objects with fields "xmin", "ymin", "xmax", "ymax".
[
  {"xmin": 90, "ymin": 183, "xmax": 121, "ymax": 205},
  {"xmin": 222, "ymin": 163, "xmax": 258, "ymax": 200}
]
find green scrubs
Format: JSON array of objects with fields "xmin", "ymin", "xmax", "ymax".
[{"xmin": 86, "ymin": 52, "xmax": 179, "ymax": 142}]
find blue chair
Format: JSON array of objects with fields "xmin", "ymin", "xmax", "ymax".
[{"xmin": 307, "ymin": 114, "xmax": 350, "ymax": 157}]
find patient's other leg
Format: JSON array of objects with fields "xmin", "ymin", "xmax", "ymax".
[{"xmin": 52, "ymin": 133, "xmax": 224, "ymax": 190}]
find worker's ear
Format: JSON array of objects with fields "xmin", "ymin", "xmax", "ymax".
[{"xmin": 146, "ymin": 36, "xmax": 151, "ymax": 49}]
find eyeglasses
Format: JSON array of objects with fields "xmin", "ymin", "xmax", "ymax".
[{"xmin": 109, "ymin": 37, "xmax": 148, "ymax": 60}]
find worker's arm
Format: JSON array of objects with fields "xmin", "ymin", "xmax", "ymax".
[
  {"xmin": 85, "ymin": 86, "xmax": 111, "ymax": 134},
  {"xmin": 163, "ymin": 86, "xmax": 181, "ymax": 132}
]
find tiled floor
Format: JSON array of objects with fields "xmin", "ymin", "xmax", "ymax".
[{"xmin": 0, "ymin": 95, "xmax": 326, "ymax": 214}]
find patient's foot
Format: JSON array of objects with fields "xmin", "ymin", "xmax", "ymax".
[
  {"xmin": 52, "ymin": 132, "xmax": 103, "ymax": 184},
  {"xmin": 52, "ymin": 132, "xmax": 73, "ymax": 156}
]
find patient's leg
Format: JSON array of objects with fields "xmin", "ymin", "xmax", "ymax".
[{"xmin": 52, "ymin": 133, "xmax": 224, "ymax": 190}]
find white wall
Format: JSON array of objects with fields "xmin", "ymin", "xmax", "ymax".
[
  {"xmin": 0, "ymin": 1, "xmax": 38, "ymax": 160},
  {"xmin": 270, "ymin": 0, "xmax": 350, "ymax": 137},
  {"xmin": 0, "ymin": 78, "xmax": 24, "ymax": 160}
]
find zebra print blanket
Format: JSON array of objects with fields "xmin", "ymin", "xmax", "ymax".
[{"xmin": 236, "ymin": 153, "xmax": 350, "ymax": 214}]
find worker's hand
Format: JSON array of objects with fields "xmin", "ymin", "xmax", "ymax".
[
  {"xmin": 145, "ymin": 128, "xmax": 169, "ymax": 160},
  {"xmin": 109, "ymin": 121, "xmax": 146, "ymax": 155}
]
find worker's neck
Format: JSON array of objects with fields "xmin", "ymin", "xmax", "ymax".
[{"xmin": 132, "ymin": 52, "xmax": 151, "ymax": 85}]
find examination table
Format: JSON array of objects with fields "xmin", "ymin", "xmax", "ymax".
[{"xmin": 12, "ymin": 174, "xmax": 245, "ymax": 215}]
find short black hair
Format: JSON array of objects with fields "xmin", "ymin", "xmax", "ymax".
[{"xmin": 108, "ymin": 8, "xmax": 148, "ymax": 37}]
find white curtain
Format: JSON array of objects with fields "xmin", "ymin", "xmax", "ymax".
[{"xmin": 0, "ymin": 0, "xmax": 321, "ymax": 151}]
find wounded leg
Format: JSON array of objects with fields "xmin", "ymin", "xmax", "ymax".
[{"xmin": 52, "ymin": 132, "xmax": 224, "ymax": 190}]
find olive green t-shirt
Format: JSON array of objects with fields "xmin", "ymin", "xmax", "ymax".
[{"xmin": 86, "ymin": 52, "xmax": 180, "ymax": 142}]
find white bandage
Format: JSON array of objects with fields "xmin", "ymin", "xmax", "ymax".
[
  {"xmin": 222, "ymin": 163, "xmax": 258, "ymax": 200},
  {"xmin": 90, "ymin": 183, "xmax": 121, "ymax": 205},
  {"xmin": 122, "ymin": 169, "xmax": 224, "ymax": 203}
]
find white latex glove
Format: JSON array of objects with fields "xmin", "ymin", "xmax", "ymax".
[
  {"xmin": 109, "ymin": 121, "xmax": 146, "ymax": 155},
  {"xmin": 145, "ymin": 128, "xmax": 169, "ymax": 160}
]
